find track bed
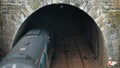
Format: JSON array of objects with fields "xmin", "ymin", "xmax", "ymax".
[{"xmin": 50, "ymin": 35, "xmax": 102, "ymax": 68}]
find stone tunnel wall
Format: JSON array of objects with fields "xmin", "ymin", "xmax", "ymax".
[
  {"xmin": 0, "ymin": 0, "xmax": 120, "ymax": 68},
  {"xmin": 83, "ymin": 20, "xmax": 107, "ymax": 68}
]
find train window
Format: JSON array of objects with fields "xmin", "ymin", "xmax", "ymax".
[
  {"xmin": 25, "ymin": 29, "xmax": 41, "ymax": 36},
  {"xmin": 20, "ymin": 47, "xmax": 26, "ymax": 51},
  {"xmin": 24, "ymin": 41, "xmax": 30, "ymax": 45}
]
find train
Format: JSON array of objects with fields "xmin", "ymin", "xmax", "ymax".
[
  {"xmin": 0, "ymin": 29, "xmax": 50, "ymax": 68},
  {"xmin": 0, "ymin": 3, "xmax": 94, "ymax": 68}
]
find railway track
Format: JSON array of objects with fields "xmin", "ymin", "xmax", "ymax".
[{"xmin": 50, "ymin": 35, "xmax": 102, "ymax": 68}]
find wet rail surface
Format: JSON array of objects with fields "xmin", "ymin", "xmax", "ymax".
[{"xmin": 50, "ymin": 35, "xmax": 102, "ymax": 68}]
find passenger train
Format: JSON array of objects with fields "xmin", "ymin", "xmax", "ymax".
[{"xmin": 0, "ymin": 29, "xmax": 49, "ymax": 68}]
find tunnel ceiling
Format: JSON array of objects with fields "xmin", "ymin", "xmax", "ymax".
[{"xmin": 13, "ymin": 4, "xmax": 97, "ymax": 46}]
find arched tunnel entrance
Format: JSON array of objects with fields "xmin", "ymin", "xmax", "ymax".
[{"xmin": 12, "ymin": 4, "xmax": 106, "ymax": 68}]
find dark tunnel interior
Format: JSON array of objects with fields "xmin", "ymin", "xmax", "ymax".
[
  {"xmin": 13, "ymin": 4, "xmax": 95, "ymax": 46},
  {"xmin": 13, "ymin": 4, "xmax": 105, "ymax": 68}
]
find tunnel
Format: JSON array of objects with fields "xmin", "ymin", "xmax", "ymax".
[{"xmin": 12, "ymin": 4, "xmax": 106, "ymax": 68}]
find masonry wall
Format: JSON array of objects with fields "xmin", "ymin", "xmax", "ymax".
[
  {"xmin": 0, "ymin": 0, "xmax": 120, "ymax": 68},
  {"xmin": 0, "ymin": 25, "xmax": 1, "ymax": 48}
]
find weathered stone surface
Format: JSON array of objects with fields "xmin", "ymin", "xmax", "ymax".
[{"xmin": 0, "ymin": 0, "xmax": 120, "ymax": 68}]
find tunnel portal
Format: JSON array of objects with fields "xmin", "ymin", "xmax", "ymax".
[{"xmin": 12, "ymin": 4, "xmax": 105, "ymax": 68}]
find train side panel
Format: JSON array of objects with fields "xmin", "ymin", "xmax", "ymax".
[{"xmin": 0, "ymin": 29, "xmax": 49, "ymax": 68}]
